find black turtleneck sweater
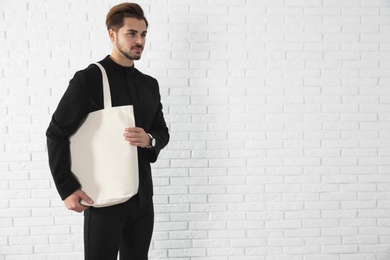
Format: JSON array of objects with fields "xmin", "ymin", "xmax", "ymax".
[{"xmin": 46, "ymin": 55, "xmax": 169, "ymax": 207}]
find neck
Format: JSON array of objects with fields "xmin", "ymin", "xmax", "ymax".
[{"xmin": 109, "ymin": 51, "xmax": 134, "ymax": 67}]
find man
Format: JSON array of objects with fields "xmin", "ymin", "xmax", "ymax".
[{"xmin": 46, "ymin": 3, "xmax": 169, "ymax": 260}]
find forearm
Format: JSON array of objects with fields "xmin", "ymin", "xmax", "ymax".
[
  {"xmin": 46, "ymin": 127, "xmax": 81, "ymax": 200},
  {"xmin": 147, "ymin": 108, "xmax": 169, "ymax": 163}
]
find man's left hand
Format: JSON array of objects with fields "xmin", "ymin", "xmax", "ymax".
[{"xmin": 124, "ymin": 127, "xmax": 150, "ymax": 148}]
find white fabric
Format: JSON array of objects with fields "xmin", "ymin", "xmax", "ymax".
[{"xmin": 69, "ymin": 63, "xmax": 139, "ymax": 207}]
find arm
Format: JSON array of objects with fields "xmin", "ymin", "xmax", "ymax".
[
  {"xmin": 124, "ymin": 79, "xmax": 169, "ymax": 162},
  {"xmin": 46, "ymin": 71, "xmax": 90, "ymax": 201},
  {"xmin": 147, "ymin": 100, "xmax": 170, "ymax": 162}
]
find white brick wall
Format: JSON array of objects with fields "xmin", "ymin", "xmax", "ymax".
[{"xmin": 1, "ymin": 0, "xmax": 390, "ymax": 259}]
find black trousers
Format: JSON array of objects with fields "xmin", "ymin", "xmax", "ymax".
[{"xmin": 84, "ymin": 201, "xmax": 154, "ymax": 260}]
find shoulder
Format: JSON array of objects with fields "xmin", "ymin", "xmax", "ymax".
[
  {"xmin": 70, "ymin": 63, "xmax": 100, "ymax": 79},
  {"xmin": 80, "ymin": 63, "xmax": 101, "ymax": 80},
  {"xmin": 70, "ymin": 63, "xmax": 101, "ymax": 88}
]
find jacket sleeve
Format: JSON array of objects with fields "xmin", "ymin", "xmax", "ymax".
[
  {"xmin": 46, "ymin": 71, "xmax": 90, "ymax": 200},
  {"xmin": 146, "ymin": 80, "xmax": 170, "ymax": 163}
]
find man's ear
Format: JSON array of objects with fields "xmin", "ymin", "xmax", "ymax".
[{"xmin": 108, "ymin": 29, "xmax": 116, "ymax": 42}]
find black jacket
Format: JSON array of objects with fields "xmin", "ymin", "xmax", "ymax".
[{"xmin": 46, "ymin": 56, "xmax": 169, "ymax": 207}]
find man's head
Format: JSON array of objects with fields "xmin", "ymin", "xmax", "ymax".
[{"xmin": 106, "ymin": 3, "xmax": 148, "ymax": 65}]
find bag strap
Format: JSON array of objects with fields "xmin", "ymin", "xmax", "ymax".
[{"xmin": 94, "ymin": 62, "xmax": 112, "ymax": 109}]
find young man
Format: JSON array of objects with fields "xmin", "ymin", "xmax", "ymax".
[{"xmin": 46, "ymin": 3, "xmax": 169, "ymax": 260}]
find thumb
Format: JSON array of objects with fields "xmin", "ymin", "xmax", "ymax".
[{"xmin": 79, "ymin": 191, "xmax": 94, "ymax": 204}]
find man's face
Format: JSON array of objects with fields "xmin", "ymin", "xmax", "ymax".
[{"xmin": 111, "ymin": 17, "xmax": 147, "ymax": 62}]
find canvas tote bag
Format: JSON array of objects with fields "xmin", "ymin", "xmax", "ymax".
[{"xmin": 69, "ymin": 62, "xmax": 139, "ymax": 207}]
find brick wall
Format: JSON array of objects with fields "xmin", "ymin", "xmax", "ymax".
[{"xmin": 1, "ymin": 0, "xmax": 390, "ymax": 259}]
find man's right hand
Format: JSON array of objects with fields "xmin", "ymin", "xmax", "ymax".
[{"xmin": 64, "ymin": 189, "xmax": 94, "ymax": 213}]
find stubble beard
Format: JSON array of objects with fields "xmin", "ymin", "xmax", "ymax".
[{"xmin": 116, "ymin": 42, "xmax": 143, "ymax": 61}]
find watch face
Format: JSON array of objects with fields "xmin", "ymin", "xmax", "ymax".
[{"xmin": 151, "ymin": 138, "xmax": 156, "ymax": 147}]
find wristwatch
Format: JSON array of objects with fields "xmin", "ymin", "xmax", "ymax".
[{"xmin": 147, "ymin": 133, "xmax": 156, "ymax": 148}]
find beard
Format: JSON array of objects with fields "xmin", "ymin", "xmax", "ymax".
[{"xmin": 116, "ymin": 41, "xmax": 143, "ymax": 61}]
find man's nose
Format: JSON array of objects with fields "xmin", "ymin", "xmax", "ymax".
[{"xmin": 135, "ymin": 36, "xmax": 143, "ymax": 45}]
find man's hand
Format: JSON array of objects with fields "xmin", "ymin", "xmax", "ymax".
[
  {"xmin": 64, "ymin": 189, "xmax": 94, "ymax": 213},
  {"xmin": 124, "ymin": 127, "xmax": 150, "ymax": 148}
]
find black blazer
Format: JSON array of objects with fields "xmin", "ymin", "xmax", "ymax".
[{"xmin": 46, "ymin": 56, "xmax": 169, "ymax": 207}]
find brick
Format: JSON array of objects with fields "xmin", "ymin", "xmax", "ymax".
[
  {"xmin": 304, "ymin": 255, "xmax": 340, "ymax": 260},
  {"xmin": 168, "ymin": 248, "xmax": 206, "ymax": 257},
  {"xmin": 322, "ymin": 245, "xmax": 358, "ymax": 253},
  {"xmin": 0, "ymin": 245, "xmax": 33, "ymax": 255},
  {"xmin": 207, "ymin": 247, "xmax": 244, "ymax": 256},
  {"xmin": 265, "ymin": 220, "xmax": 301, "ymax": 229},
  {"xmin": 284, "ymin": 228, "xmax": 320, "ymax": 237},
  {"xmin": 154, "ymin": 239, "xmax": 192, "ymax": 249}
]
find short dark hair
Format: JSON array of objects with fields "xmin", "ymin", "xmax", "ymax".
[{"xmin": 106, "ymin": 3, "xmax": 148, "ymax": 31}]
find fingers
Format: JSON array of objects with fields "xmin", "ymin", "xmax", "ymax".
[
  {"xmin": 124, "ymin": 127, "xmax": 143, "ymax": 141},
  {"xmin": 123, "ymin": 127, "xmax": 149, "ymax": 147},
  {"xmin": 124, "ymin": 127, "xmax": 144, "ymax": 133},
  {"xmin": 64, "ymin": 190, "xmax": 93, "ymax": 213},
  {"xmin": 79, "ymin": 190, "xmax": 94, "ymax": 205},
  {"xmin": 65, "ymin": 199, "xmax": 89, "ymax": 213}
]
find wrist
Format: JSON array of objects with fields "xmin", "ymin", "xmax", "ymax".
[{"xmin": 146, "ymin": 133, "xmax": 156, "ymax": 148}]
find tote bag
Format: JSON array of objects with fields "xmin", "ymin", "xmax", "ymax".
[{"xmin": 69, "ymin": 62, "xmax": 139, "ymax": 207}]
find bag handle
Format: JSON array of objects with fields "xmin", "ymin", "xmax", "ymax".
[{"xmin": 94, "ymin": 63, "xmax": 112, "ymax": 109}]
